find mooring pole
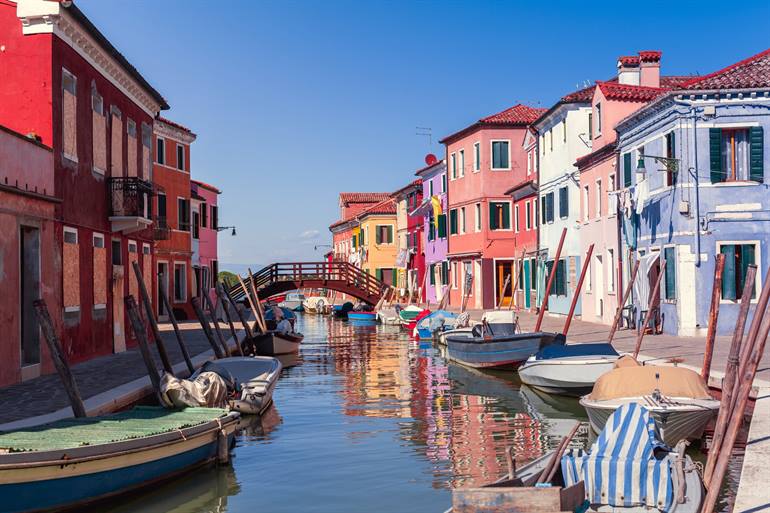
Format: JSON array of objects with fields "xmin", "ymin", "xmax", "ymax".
[
  {"xmin": 701, "ymin": 254, "xmax": 726, "ymax": 382},
  {"xmin": 216, "ymin": 282, "xmax": 244, "ymax": 356},
  {"xmin": 632, "ymin": 260, "xmax": 667, "ymax": 358},
  {"xmin": 125, "ymin": 295, "xmax": 162, "ymax": 395},
  {"xmin": 535, "ymin": 227, "xmax": 567, "ymax": 331},
  {"xmin": 562, "ymin": 244, "xmax": 594, "ymax": 336},
  {"xmin": 157, "ymin": 278, "xmax": 195, "ymax": 375},
  {"xmin": 191, "ymin": 297, "xmax": 225, "ymax": 359},
  {"xmin": 607, "ymin": 259, "xmax": 640, "ymax": 343},
  {"xmin": 131, "ymin": 261, "xmax": 173, "ymax": 374}
]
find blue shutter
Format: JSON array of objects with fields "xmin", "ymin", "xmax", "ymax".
[
  {"xmin": 547, "ymin": 193, "xmax": 555, "ymax": 223},
  {"xmin": 749, "ymin": 127, "xmax": 764, "ymax": 183},
  {"xmin": 623, "ymin": 153, "xmax": 632, "ymax": 187},
  {"xmin": 721, "ymin": 245, "xmax": 736, "ymax": 300},
  {"xmin": 559, "ymin": 187, "xmax": 568, "ymax": 218},
  {"xmin": 710, "ymin": 128, "xmax": 725, "ymax": 183}
]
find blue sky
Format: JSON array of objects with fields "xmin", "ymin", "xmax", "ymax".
[{"xmin": 77, "ymin": 0, "xmax": 770, "ymax": 271}]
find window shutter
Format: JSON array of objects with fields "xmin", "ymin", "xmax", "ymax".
[
  {"xmin": 429, "ymin": 219, "xmax": 435, "ymax": 240},
  {"xmin": 388, "ymin": 226, "xmax": 393, "ymax": 243},
  {"xmin": 623, "ymin": 153, "xmax": 632, "ymax": 187},
  {"xmin": 360, "ymin": 230, "xmax": 365, "ymax": 246},
  {"xmin": 742, "ymin": 244, "xmax": 757, "ymax": 298},
  {"xmin": 429, "ymin": 264, "xmax": 436, "ymax": 285},
  {"xmin": 442, "ymin": 262, "xmax": 449, "ymax": 285},
  {"xmin": 541, "ymin": 198, "xmax": 547, "ymax": 224},
  {"xmin": 710, "ymin": 128, "xmax": 725, "ymax": 183},
  {"xmin": 376, "ymin": 268, "xmax": 383, "ymax": 281},
  {"xmin": 437, "ymin": 214, "xmax": 447, "ymax": 238},
  {"xmin": 664, "ymin": 248, "xmax": 676, "ymax": 300},
  {"xmin": 556, "ymin": 259, "xmax": 566, "ymax": 296},
  {"xmin": 559, "ymin": 187, "xmax": 568, "ymax": 218},
  {"xmin": 749, "ymin": 127, "xmax": 764, "ymax": 183},
  {"xmin": 376, "ymin": 227, "xmax": 382, "ymax": 245},
  {"xmin": 547, "ymin": 193, "xmax": 555, "ymax": 223},
  {"xmin": 489, "ymin": 203, "xmax": 498, "ymax": 230},
  {"xmin": 502, "ymin": 202, "xmax": 510, "ymax": 229},
  {"xmin": 720, "ymin": 245, "xmax": 736, "ymax": 300},
  {"xmin": 492, "ymin": 143, "xmax": 500, "ymax": 168},
  {"xmin": 450, "ymin": 209, "xmax": 458, "ymax": 234}
]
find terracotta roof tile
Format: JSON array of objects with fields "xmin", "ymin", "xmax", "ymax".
[
  {"xmin": 618, "ymin": 56, "xmax": 640, "ymax": 67},
  {"xmin": 683, "ymin": 48, "xmax": 770, "ymax": 90},
  {"xmin": 561, "ymin": 84, "xmax": 596, "ymax": 103},
  {"xmin": 479, "ymin": 104, "xmax": 547, "ymax": 125},
  {"xmin": 597, "ymin": 81, "xmax": 668, "ymax": 102},
  {"xmin": 357, "ymin": 198, "xmax": 396, "ymax": 217},
  {"xmin": 391, "ymin": 179, "xmax": 422, "ymax": 198},
  {"xmin": 639, "ymin": 51, "xmax": 662, "ymax": 63},
  {"xmin": 339, "ymin": 192, "xmax": 391, "ymax": 205}
]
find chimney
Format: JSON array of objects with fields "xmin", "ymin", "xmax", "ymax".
[
  {"xmin": 617, "ymin": 56, "xmax": 640, "ymax": 85},
  {"xmin": 639, "ymin": 51, "xmax": 662, "ymax": 88}
]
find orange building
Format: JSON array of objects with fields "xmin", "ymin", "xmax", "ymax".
[{"xmin": 152, "ymin": 117, "xmax": 196, "ymax": 320}]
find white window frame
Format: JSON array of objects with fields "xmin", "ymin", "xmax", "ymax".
[
  {"xmin": 489, "ymin": 200, "xmax": 513, "ymax": 231},
  {"xmin": 716, "ymin": 240, "xmax": 762, "ymax": 304},
  {"xmin": 595, "ymin": 179, "xmax": 602, "ymax": 218},
  {"xmin": 595, "ymin": 103, "xmax": 602, "ymax": 136},
  {"xmin": 92, "ymin": 232, "xmax": 105, "ymax": 248},
  {"xmin": 142, "ymin": 243, "xmax": 151, "ymax": 255},
  {"xmin": 583, "ymin": 185, "xmax": 590, "ymax": 222},
  {"xmin": 533, "ymin": 198, "xmax": 538, "ymax": 228},
  {"xmin": 527, "ymin": 152, "xmax": 532, "ymax": 175},
  {"xmin": 473, "ymin": 141, "xmax": 481, "ymax": 172},
  {"xmin": 608, "ymin": 248, "xmax": 615, "ymax": 293},
  {"xmin": 450, "ymin": 152, "xmax": 457, "ymax": 180},
  {"xmin": 176, "ymin": 143, "xmax": 185, "ymax": 172},
  {"xmin": 661, "ymin": 243, "xmax": 677, "ymax": 303},
  {"xmin": 514, "ymin": 204, "xmax": 520, "ymax": 233},
  {"xmin": 459, "ymin": 149, "xmax": 465, "ymax": 177},
  {"xmin": 475, "ymin": 202, "xmax": 481, "ymax": 232},
  {"xmin": 452, "ymin": 261, "xmax": 458, "ymax": 289},
  {"xmin": 128, "ymin": 240, "xmax": 138, "ymax": 253},
  {"xmin": 460, "ymin": 206, "xmax": 466, "ymax": 234},
  {"xmin": 156, "ymin": 136, "xmax": 165, "ymax": 165},
  {"xmin": 63, "ymin": 226, "xmax": 78, "ymax": 244},
  {"xmin": 490, "ymin": 139, "xmax": 511, "ymax": 171},
  {"xmin": 525, "ymin": 200, "xmax": 532, "ymax": 230}
]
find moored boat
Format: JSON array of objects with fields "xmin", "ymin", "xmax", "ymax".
[
  {"xmin": 414, "ymin": 309, "xmax": 458, "ymax": 339},
  {"xmin": 348, "ymin": 311, "xmax": 377, "ymax": 321},
  {"xmin": 279, "ymin": 292, "xmax": 306, "ymax": 311},
  {"xmin": 399, "ymin": 304, "xmax": 426, "ymax": 331},
  {"xmin": 0, "ymin": 406, "xmax": 239, "ymax": 513},
  {"xmin": 332, "ymin": 302, "xmax": 354, "ymax": 318},
  {"xmin": 302, "ymin": 296, "xmax": 330, "ymax": 314},
  {"xmin": 198, "ymin": 357, "xmax": 282, "ymax": 415},
  {"xmin": 580, "ymin": 364, "xmax": 720, "ymax": 446},
  {"xmin": 252, "ymin": 330, "xmax": 304, "ymax": 355},
  {"xmin": 518, "ymin": 343, "xmax": 620, "ymax": 396}
]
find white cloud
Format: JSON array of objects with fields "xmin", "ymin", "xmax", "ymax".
[{"xmin": 298, "ymin": 229, "xmax": 320, "ymax": 240}]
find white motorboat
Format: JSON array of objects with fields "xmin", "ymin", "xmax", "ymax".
[
  {"xmin": 580, "ymin": 364, "xmax": 719, "ymax": 446},
  {"xmin": 518, "ymin": 342, "xmax": 620, "ymax": 396},
  {"xmin": 302, "ymin": 296, "xmax": 329, "ymax": 314},
  {"xmin": 279, "ymin": 292, "xmax": 306, "ymax": 311}
]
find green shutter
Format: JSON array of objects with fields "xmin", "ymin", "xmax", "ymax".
[
  {"xmin": 741, "ymin": 244, "xmax": 756, "ymax": 298},
  {"xmin": 547, "ymin": 193, "xmax": 554, "ymax": 223},
  {"xmin": 449, "ymin": 209, "xmax": 458, "ymax": 234},
  {"xmin": 623, "ymin": 153, "xmax": 632, "ymax": 187},
  {"xmin": 541, "ymin": 197, "xmax": 547, "ymax": 224},
  {"xmin": 376, "ymin": 268, "xmax": 383, "ymax": 281},
  {"xmin": 720, "ymin": 245, "xmax": 736, "ymax": 300},
  {"xmin": 664, "ymin": 247, "xmax": 676, "ymax": 300},
  {"xmin": 437, "ymin": 214, "xmax": 447, "ymax": 238},
  {"xmin": 749, "ymin": 127, "xmax": 764, "ymax": 183},
  {"xmin": 428, "ymin": 218, "xmax": 435, "ymax": 240},
  {"xmin": 387, "ymin": 225, "xmax": 393, "ymax": 243},
  {"xmin": 559, "ymin": 187, "xmax": 568, "ymax": 218},
  {"xmin": 489, "ymin": 203, "xmax": 498, "ymax": 230},
  {"xmin": 375, "ymin": 227, "xmax": 381, "ymax": 245},
  {"xmin": 502, "ymin": 202, "xmax": 511, "ymax": 229},
  {"xmin": 429, "ymin": 264, "xmax": 436, "ymax": 285},
  {"xmin": 359, "ymin": 230, "xmax": 364, "ymax": 246},
  {"xmin": 710, "ymin": 128, "xmax": 725, "ymax": 183},
  {"xmin": 442, "ymin": 262, "xmax": 449, "ymax": 285}
]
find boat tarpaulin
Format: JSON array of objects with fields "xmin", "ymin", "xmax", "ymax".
[
  {"xmin": 561, "ymin": 403, "xmax": 673, "ymax": 510},
  {"xmin": 536, "ymin": 343, "xmax": 618, "ymax": 360},
  {"xmin": 160, "ymin": 371, "xmax": 229, "ymax": 409},
  {"xmin": 586, "ymin": 365, "xmax": 712, "ymax": 401}
]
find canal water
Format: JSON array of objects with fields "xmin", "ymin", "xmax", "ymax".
[{"xmin": 96, "ymin": 314, "xmax": 740, "ymax": 513}]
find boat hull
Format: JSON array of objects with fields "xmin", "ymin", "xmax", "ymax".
[
  {"xmin": 253, "ymin": 332, "xmax": 302, "ymax": 356},
  {"xmin": 210, "ymin": 357, "xmax": 282, "ymax": 415},
  {"xmin": 446, "ymin": 332, "xmax": 563, "ymax": 369},
  {"xmin": 348, "ymin": 312, "xmax": 377, "ymax": 321},
  {"xmin": 279, "ymin": 300, "xmax": 303, "ymax": 311},
  {"xmin": 0, "ymin": 412, "xmax": 239, "ymax": 513},
  {"xmin": 580, "ymin": 397, "xmax": 719, "ymax": 447},
  {"xmin": 518, "ymin": 357, "xmax": 618, "ymax": 396}
]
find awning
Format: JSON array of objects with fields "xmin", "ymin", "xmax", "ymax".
[{"xmin": 448, "ymin": 251, "xmax": 482, "ymax": 260}]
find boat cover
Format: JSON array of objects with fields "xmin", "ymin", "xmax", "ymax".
[
  {"xmin": 264, "ymin": 306, "xmax": 296, "ymax": 321},
  {"xmin": 416, "ymin": 310, "xmax": 458, "ymax": 331},
  {"xmin": 561, "ymin": 403, "xmax": 673, "ymax": 511},
  {"xmin": 160, "ymin": 371, "xmax": 229, "ymax": 409},
  {"xmin": 399, "ymin": 305, "xmax": 424, "ymax": 321},
  {"xmin": 586, "ymin": 365, "xmax": 712, "ymax": 401},
  {"xmin": 536, "ymin": 343, "xmax": 618, "ymax": 360},
  {"xmin": 482, "ymin": 310, "xmax": 516, "ymax": 325}
]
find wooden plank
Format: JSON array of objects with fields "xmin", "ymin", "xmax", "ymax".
[
  {"xmin": 452, "ymin": 486, "xmax": 565, "ymax": 513},
  {"xmin": 33, "ymin": 299, "xmax": 87, "ymax": 418},
  {"xmin": 131, "ymin": 261, "xmax": 174, "ymax": 374}
]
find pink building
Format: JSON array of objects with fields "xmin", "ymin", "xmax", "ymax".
[
  {"xmin": 191, "ymin": 179, "xmax": 221, "ymax": 305},
  {"xmin": 440, "ymin": 105, "xmax": 545, "ymax": 309}
]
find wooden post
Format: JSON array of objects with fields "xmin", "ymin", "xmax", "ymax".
[
  {"xmin": 608, "ymin": 259, "xmax": 640, "ymax": 343},
  {"xmin": 157, "ymin": 278, "xmax": 194, "ymax": 375},
  {"xmin": 701, "ymin": 254, "xmax": 726, "ymax": 382},
  {"xmin": 33, "ymin": 299, "xmax": 87, "ymax": 418},
  {"xmin": 704, "ymin": 265, "xmax": 756, "ymax": 484},
  {"xmin": 535, "ymin": 227, "xmax": 567, "ymax": 331},
  {"xmin": 632, "ymin": 259, "xmax": 667, "ymax": 358},
  {"xmin": 248, "ymin": 268, "xmax": 269, "ymax": 332},
  {"xmin": 497, "ymin": 274, "xmax": 511, "ymax": 310},
  {"xmin": 216, "ymin": 282, "xmax": 244, "ymax": 356},
  {"xmin": 223, "ymin": 285, "xmax": 256, "ymax": 354},
  {"xmin": 237, "ymin": 274, "xmax": 265, "ymax": 333},
  {"xmin": 735, "ymin": 264, "xmax": 770, "ymax": 395},
  {"xmin": 131, "ymin": 261, "xmax": 174, "ymax": 374},
  {"xmin": 700, "ymin": 274, "xmax": 770, "ymax": 513},
  {"xmin": 538, "ymin": 422, "xmax": 581, "ymax": 484},
  {"xmin": 508, "ymin": 249, "xmax": 526, "ymax": 311},
  {"xmin": 563, "ymin": 244, "xmax": 594, "ymax": 336},
  {"xmin": 191, "ymin": 297, "xmax": 225, "ymax": 359},
  {"xmin": 125, "ymin": 295, "xmax": 162, "ymax": 395},
  {"xmin": 202, "ymin": 286, "xmax": 230, "ymax": 357}
]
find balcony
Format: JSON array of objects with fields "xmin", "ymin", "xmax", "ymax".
[
  {"xmin": 109, "ymin": 177, "xmax": 153, "ymax": 234},
  {"xmin": 153, "ymin": 215, "xmax": 170, "ymax": 240}
]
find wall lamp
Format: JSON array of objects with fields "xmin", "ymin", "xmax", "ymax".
[{"xmin": 217, "ymin": 226, "xmax": 237, "ymax": 236}]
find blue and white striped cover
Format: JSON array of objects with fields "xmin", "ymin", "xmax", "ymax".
[{"xmin": 561, "ymin": 403, "xmax": 674, "ymax": 511}]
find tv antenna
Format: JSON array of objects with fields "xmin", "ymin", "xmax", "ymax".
[{"xmin": 416, "ymin": 126, "xmax": 432, "ymax": 146}]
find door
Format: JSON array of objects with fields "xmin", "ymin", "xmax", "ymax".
[
  {"xmin": 523, "ymin": 259, "xmax": 531, "ymax": 309},
  {"xmin": 157, "ymin": 262, "xmax": 169, "ymax": 320},
  {"xmin": 20, "ymin": 226, "xmax": 41, "ymax": 373},
  {"xmin": 495, "ymin": 260, "xmax": 513, "ymax": 308},
  {"xmin": 112, "ymin": 239, "xmax": 126, "ymax": 353},
  {"xmin": 594, "ymin": 254, "xmax": 603, "ymax": 318},
  {"xmin": 474, "ymin": 260, "xmax": 482, "ymax": 309}
]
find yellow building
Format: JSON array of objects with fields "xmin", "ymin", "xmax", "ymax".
[{"xmin": 355, "ymin": 199, "xmax": 398, "ymax": 285}]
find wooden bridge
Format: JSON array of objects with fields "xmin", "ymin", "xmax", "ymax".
[{"xmin": 228, "ymin": 262, "xmax": 387, "ymax": 305}]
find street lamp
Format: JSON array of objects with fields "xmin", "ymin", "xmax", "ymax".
[
  {"xmin": 217, "ymin": 226, "xmax": 237, "ymax": 236},
  {"xmin": 635, "ymin": 154, "xmax": 679, "ymax": 177}
]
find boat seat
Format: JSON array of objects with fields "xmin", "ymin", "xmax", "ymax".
[{"xmin": 561, "ymin": 403, "xmax": 673, "ymax": 511}]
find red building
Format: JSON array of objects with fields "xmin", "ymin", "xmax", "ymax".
[
  {"xmin": 0, "ymin": 1, "xmax": 168, "ymax": 368},
  {"xmin": 152, "ymin": 117, "xmax": 195, "ymax": 320}
]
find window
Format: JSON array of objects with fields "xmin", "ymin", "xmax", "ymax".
[
  {"xmin": 544, "ymin": 192, "xmax": 554, "ymax": 223},
  {"xmin": 450, "ymin": 153, "xmax": 457, "ymax": 179},
  {"xmin": 211, "ymin": 260, "xmax": 219, "ymax": 282},
  {"xmin": 525, "ymin": 201, "xmax": 532, "ymax": 230},
  {"xmin": 211, "ymin": 205, "xmax": 219, "ymax": 230},
  {"xmin": 429, "ymin": 180, "xmax": 434, "ymax": 196},
  {"xmin": 452, "ymin": 261, "xmax": 458, "ymax": 289},
  {"xmin": 92, "ymin": 233, "xmax": 104, "ymax": 248},
  {"xmin": 473, "ymin": 142, "xmax": 480, "ymax": 172},
  {"xmin": 623, "ymin": 152, "xmax": 633, "ymax": 188},
  {"xmin": 174, "ymin": 263, "xmax": 187, "ymax": 302},
  {"xmin": 157, "ymin": 137, "xmax": 165, "ymax": 164},
  {"xmin": 588, "ymin": 113, "xmax": 593, "ymax": 141},
  {"xmin": 91, "ymin": 84, "xmax": 106, "ymax": 174},
  {"xmin": 441, "ymin": 174, "xmax": 447, "ymax": 192},
  {"xmin": 489, "ymin": 202, "xmax": 511, "ymax": 230},
  {"xmin": 562, "ymin": 119, "xmax": 567, "ymax": 143},
  {"xmin": 437, "ymin": 214, "xmax": 447, "ymax": 238},
  {"xmin": 128, "ymin": 240, "xmax": 137, "ymax": 253},
  {"xmin": 558, "ymin": 186, "xmax": 569, "ymax": 219},
  {"xmin": 608, "ymin": 173, "xmax": 617, "ymax": 214},
  {"xmin": 491, "ymin": 141, "xmax": 510, "ymax": 169},
  {"xmin": 460, "ymin": 207, "xmax": 466, "ymax": 234},
  {"xmin": 530, "ymin": 257, "xmax": 537, "ymax": 291},
  {"xmin": 720, "ymin": 243, "xmax": 757, "ymax": 300},
  {"xmin": 375, "ymin": 225, "xmax": 393, "ymax": 244},
  {"xmin": 547, "ymin": 259, "xmax": 567, "ymax": 296},
  {"xmin": 143, "ymin": 244, "xmax": 151, "ymax": 255},
  {"xmin": 111, "ymin": 106, "xmax": 123, "ymax": 175},
  {"xmin": 192, "ymin": 210, "xmax": 200, "ymax": 239},
  {"xmin": 595, "ymin": 179, "xmax": 602, "ymax": 217},
  {"xmin": 64, "ymin": 227, "xmax": 78, "ymax": 244},
  {"xmin": 141, "ymin": 122, "xmax": 152, "ymax": 180},
  {"xmin": 177, "ymin": 198, "xmax": 190, "ymax": 231},
  {"xmin": 441, "ymin": 261, "xmax": 449, "ymax": 286},
  {"xmin": 459, "ymin": 149, "xmax": 465, "ymax": 177},
  {"xmin": 201, "ymin": 202, "xmax": 208, "ymax": 228},
  {"xmin": 449, "ymin": 209, "xmax": 458, "ymax": 235},
  {"xmin": 665, "ymin": 132, "xmax": 677, "ymax": 186},
  {"xmin": 595, "ymin": 103, "xmax": 602, "ymax": 136},
  {"xmin": 710, "ymin": 127, "xmax": 764, "ymax": 183},
  {"xmin": 62, "ymin": 68, "xmax": 77, "ymax": 162},
  {"xmin": 514, "ymin": 204, "xmax": 520, "ymax": 232},
  {"xmin": 176, "ymin": 144, "xmax": 185, "ymax": 171},
  {"xmin": 475, "ymin": 203, "xmax": 481, "ymax": 232},
  {"xmin": 663, "ymin": 246, "xmax": 676, "ymax": 300},
  {"xmin": 157, "ymin": 193, "xmax": 167, "ymax": 223},
  {"xmin": 583, "ymin": 186, "xmax": 590, "ymax": 222},
  {"xmin": 527, "ymin": 152, "xmax": 532, "ymax": 175},
  {"xmin": 111, "ymin": 240, "xmax": 122, "ymax": 265},
  {"xmin": 428, "ymin": 216, "xmax": 435, "ymax": 241},
  {"xmin": 429, "ymin": 263, "xmax": 436, "ymax": 286},
  {"xmin": 127, "ymin": 118, "xmax": 137, "ymax": 177},
  {"xmin": 533, "ymin": 199, "xmax": 538, "ymax": 228},
  {"xmin": 608, "ymin": 249, "xmax": 615, "ymax": 292},
  {"xmin": 549, "ymin": 129, "xmax": 553, "ymax": 151}
]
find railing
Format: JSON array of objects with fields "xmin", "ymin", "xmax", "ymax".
[
  {"xmin": 153, "ymin": 215, "xmax": 170, "ymax": 240},
  {"xmin": 109, "ymin": 177, "xmax": 153, "ymax": 218},
  {"xmin": 229, "ymin": 262, "xmax": 387, "ymax": 303}
]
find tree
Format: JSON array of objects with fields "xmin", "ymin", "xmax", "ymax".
[{"xmin": 218, "ymin": 271, "xmax": 238, "ymax": 289}]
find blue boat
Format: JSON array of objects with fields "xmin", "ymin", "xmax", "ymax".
[
  {"xmin": 332, "ymin": 302, "xmax": 354, "ymax": 318},
  {"xmin": 414, "ymin": 309, "xmax": 458, "ymax": 339},
  {"xmin": 0, "ymin": 407, "xmax": 239, "ymax": 513},
  {"xmin": 347, "ymin": 311, "xmax": 377, "ymax": 322}
]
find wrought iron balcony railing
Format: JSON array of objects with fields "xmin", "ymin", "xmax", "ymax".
[
  {"xmin": 153, "ymin": 215, "xmax": 170, "ymax": 240},
  {"xmin": 109, "ymin": 177, "xmax": 153, "ymax": 219}
]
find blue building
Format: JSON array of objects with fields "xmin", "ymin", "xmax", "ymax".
[{"xmin": 615, "ymin": 48, "xmax": 769, "ymax": 336}]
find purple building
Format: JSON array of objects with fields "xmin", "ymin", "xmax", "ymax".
[{"xmin": 411, "ymin": 160, "xmax": 448, "ymax": 304}]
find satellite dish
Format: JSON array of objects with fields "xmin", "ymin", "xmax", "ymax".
[{"xmin": 425, "ymin": 153, "xmax": 438, "ymax": 166}]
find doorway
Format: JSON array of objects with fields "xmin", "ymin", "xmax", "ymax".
[
  {"xmin": 594, "ymin": 254, "xmax": 603, "ymax": 317},
  {"xmin": 112, "ymin": 238, "xmax": 126, "ymax": 353},
  {"xmin": 20, "ymin": 226, "xmax": 41, "ymax": 375},
  {"xmin": 523, "ymin": 259, "xmax": 532, "ymax": 309},
  {"xmin": 157, "ymin": 262, "xmax": 169, "ymax": 320},
  {"xmin": 495, "ymin": 260, "xmax": 513, "ymax": 307}
]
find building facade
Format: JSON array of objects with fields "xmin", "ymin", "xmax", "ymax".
[
  {"xmin": 412, "ymin": 160, "xmax": 449, "ymax": 304},
  {"xmin": 392, "ymin": 180, "xmax": 423, "ymax": 301},
  {"xmin": 441, "ymin": 104, "xmax": 545, "ymax": 309},
  {"xmin": 355, "ymin": 199, "xmax": 398, "ymax": 284},
  {"xmin": 191, "ymin": 180, "xmax": 221, "ymax": 308},
  {"xmin": 329, "ymin": 192, "xmax": 391, "ymax": 265},
  {"xmin": 616, "ymin": 48, "xmax": 770, "ymax": 336}
]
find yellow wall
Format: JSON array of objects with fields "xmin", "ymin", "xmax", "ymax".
[{"xmin": 359, "ymin": 215, "xmax": 398, "ymax": 280}]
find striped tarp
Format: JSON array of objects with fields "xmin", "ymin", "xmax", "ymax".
[{"xmin": 561, "ymin": 403, "xmax": 674, "ymax": 511}]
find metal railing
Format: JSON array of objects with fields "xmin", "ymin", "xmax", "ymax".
[
  {"xmin": 153, "ymin": 215, "xmax": 170, "ymax": 240},
  {"xmin": 109, "ymin": 177, "xmax": 153, "ymax": 219}
]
